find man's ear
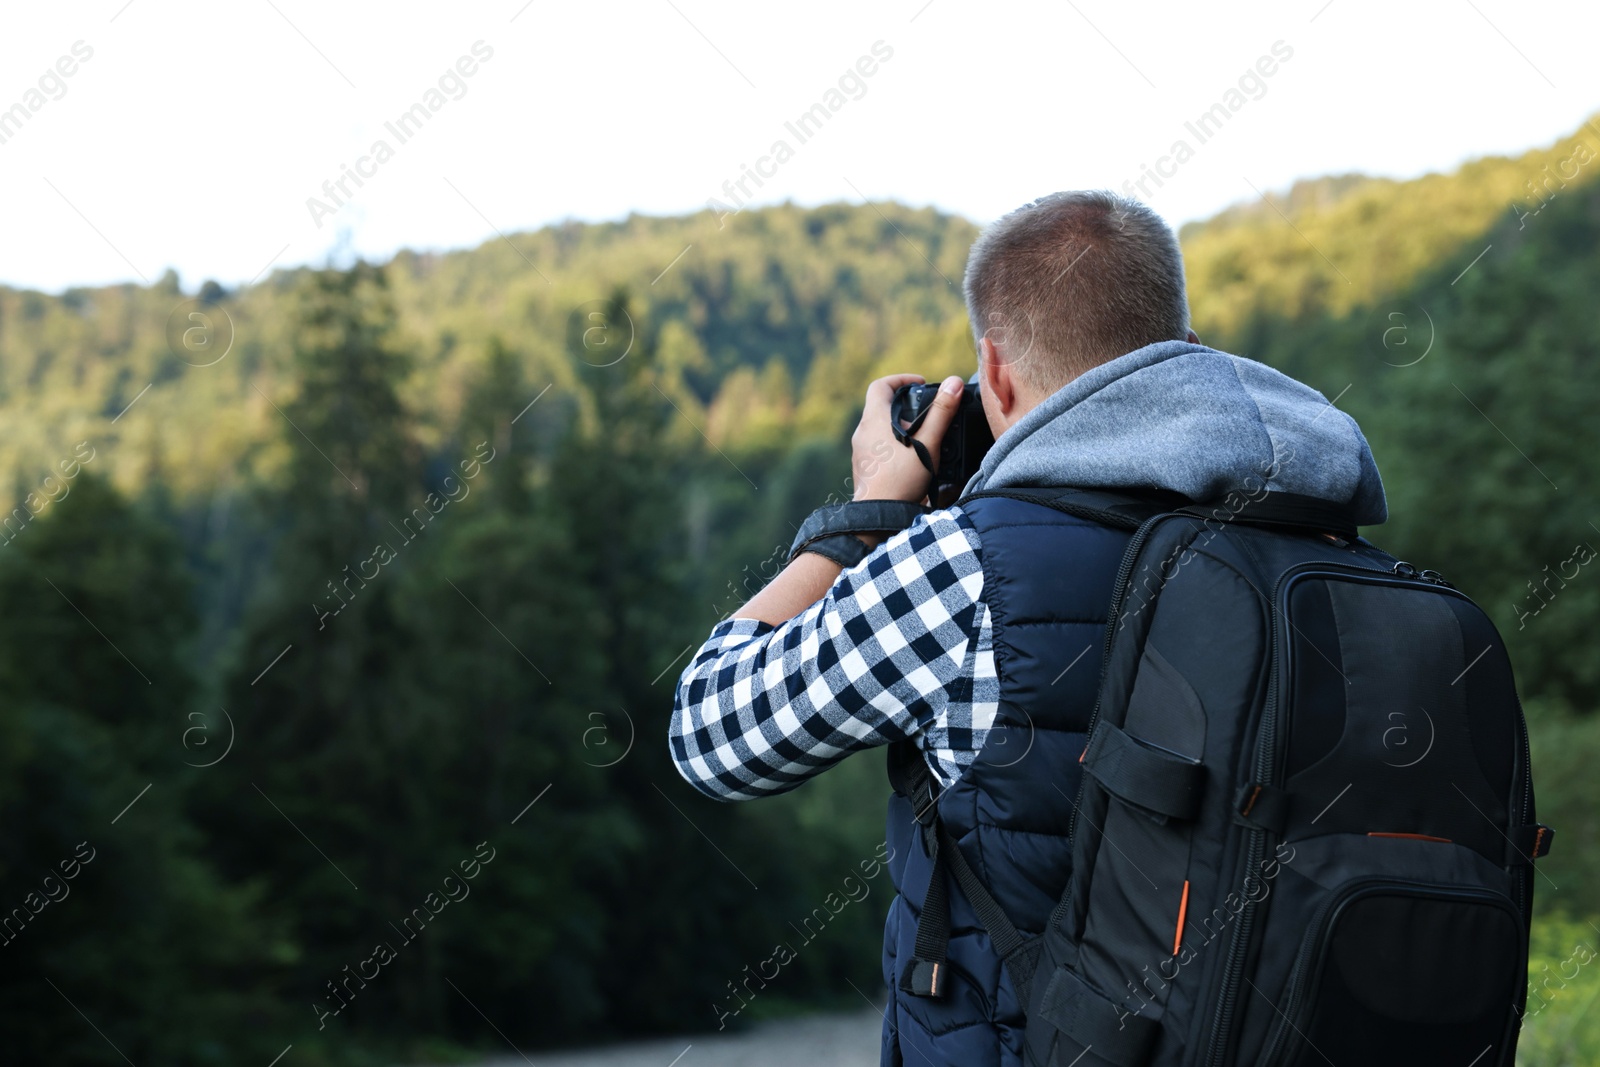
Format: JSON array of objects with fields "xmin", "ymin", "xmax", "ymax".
[
  {"xmin": 980, "ymin": 336, "xmax": 1016, "ymax": 414},
  {"xmin": 1186, "ymin": 329, "xmax": 1200, "ymax": 344}
]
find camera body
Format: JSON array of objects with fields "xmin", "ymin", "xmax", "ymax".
[{"xmin": 889, "ymin": 375, "xmax": 995, "ymax": 501}]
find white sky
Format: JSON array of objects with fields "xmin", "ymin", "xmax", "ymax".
[{"xmin": 1, "ymin": 0, "xmax": 1595, "ymax": 293}]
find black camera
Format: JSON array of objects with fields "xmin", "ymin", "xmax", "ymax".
[{"xmin": 889, "ymin": 375, "xmax": 994, "ymax": 503}]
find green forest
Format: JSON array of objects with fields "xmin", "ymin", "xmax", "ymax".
[{"xmin": 1, "ymin": 113, "xmax": 1597, "ymax": 1065}]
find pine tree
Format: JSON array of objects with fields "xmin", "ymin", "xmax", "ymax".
[
  {"xmin": 0, "ymin": 474, "xmax": 283, "ymax": 1064},
  {"xmin": 199, "ymin": 263, "xmax": 460, "ymax": 1040}
]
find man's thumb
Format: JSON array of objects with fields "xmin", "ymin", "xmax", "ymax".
[{"xmin": 915, "ymin": 376, "xmax": 965, "ymax": 445}]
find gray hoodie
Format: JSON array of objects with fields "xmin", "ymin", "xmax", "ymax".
[{"xmin": 962, "ymin": 339, "xmax": 1388, "ymax": 526}]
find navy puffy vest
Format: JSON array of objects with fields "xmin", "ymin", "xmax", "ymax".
[{"xmin": 881, "ymin": 495, "xmax": 1132, "ymax": 1067}]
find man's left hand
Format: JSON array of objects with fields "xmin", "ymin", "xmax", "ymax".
[{"xmin": 850, "ymin": 373, "xmax": 966, "ymax": 506}]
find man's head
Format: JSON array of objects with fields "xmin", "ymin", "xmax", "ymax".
[{"xmin": 963, "ymin": 191, "xmax": 1197, "ymax": 435}]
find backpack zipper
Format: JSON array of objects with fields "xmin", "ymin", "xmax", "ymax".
[
  {"xmin": 1255, "ymin": 879, "xmax": 1345, "ymax": 1067},
  {"xmin": 1392, "ymin": 559, "xmax": 1455, "ymax": 588},
  {"xmin": 1201, "ymin": 669, "xmax": 1272, "ymax": 1067},
  {"xmin": 1512, "ymin": 694, "xmax": 1534, "ymax": 918},
  {"xmin": 1203, "ymin": 557, "xmax": 1462, "ymax": 1067}
]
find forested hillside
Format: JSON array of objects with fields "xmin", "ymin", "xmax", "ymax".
[{"xmin": 0, "ymin": 115, "xmax": 1596, "ymax": 1064}]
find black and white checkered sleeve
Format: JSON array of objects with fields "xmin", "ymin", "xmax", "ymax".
[{"xmin": 669, "ymin": 505, "xmax": 993, "ymax": 802}]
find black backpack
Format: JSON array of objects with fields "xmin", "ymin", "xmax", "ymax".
[{"xmin": 889, "ymin": 487, "xmax": 1553, "ymax": 1067}]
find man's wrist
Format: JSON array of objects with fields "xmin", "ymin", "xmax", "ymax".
[{"xmin": 853, "ymin": 484, "xmax": 924, "ymax": 507}]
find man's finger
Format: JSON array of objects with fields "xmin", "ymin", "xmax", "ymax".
[
  {"xmin": 864, "ymin": 373, "xmax": 925, "ymax": 410},
  {"xmin": 912, "ymin": 376, "xmax": 966, "ymax": 449}
]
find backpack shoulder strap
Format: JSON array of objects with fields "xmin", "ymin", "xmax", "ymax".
[
  {"xmin": 888, "ymin": 740, "xmax": 1040, "ymax": 1004},
  {"xmin": 1175, "ymin": 490, "xmax": 1362, "ymax": 540},
  {"xmin": 888, "ymin": 487, "xmax": 1188, "ymax": 1008},
  {"xmin": 965, "ymin": 485, "xmax": 1366, "ymax": 540},
  {"xmin": 958, "ymin": 485, "xmax": 1191, "ymax": 530}
]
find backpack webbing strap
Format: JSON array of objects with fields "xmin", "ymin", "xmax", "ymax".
[
  {"xmin": 889, "ymin": 741, "xmax": 1038, "ymax": 1004},
  {"xmin": 898, "ymin": 818, "xmax": 952, "ymax": 997},
  {"xmin": 1081, "ymin": 721, "xmax": 1205, "ymax": 824},
  {"xmin": 1507, "ymin": 822, "xmax": 1555, "ymax": 865},
  {"xmin": 900, "ymin": 819, "xmax": 1039, "ymax": 1004},
  {"xmin": 1233, "ymin": 781, "xmax": 1291, "ymax": 835}
]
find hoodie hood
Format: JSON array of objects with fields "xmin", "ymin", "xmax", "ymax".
[{"xmin": 963, "ymin": 340, "xmax": 1388, "ymax": 525}]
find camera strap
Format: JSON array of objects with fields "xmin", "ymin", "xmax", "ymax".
[
  {"xmin": 788, "ymin": 500, "xmax": 930, "ymax": 568},
  {"xmin": 888, "ymin": 397, "xmax": 940, "ymax": 504}
]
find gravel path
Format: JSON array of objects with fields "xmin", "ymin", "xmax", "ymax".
[{"xmin": 445, "ymin": 1007, "xmax": 884, "ymax": 1067}]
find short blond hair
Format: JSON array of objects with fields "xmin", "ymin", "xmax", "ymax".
[{"xmin": 963, "ymin": 191, "xmax": 1191, "ymax": 391}]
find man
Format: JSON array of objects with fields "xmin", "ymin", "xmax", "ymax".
[{"xmin": 669, "ymin": 191, "xmax": 1386, "ymax": 1066}]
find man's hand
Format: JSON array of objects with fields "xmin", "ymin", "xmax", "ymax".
[
  {"xmin": 731, "ymin": 373, "xmax": 964, "ymax": 625},
  {"xmin": 851, "ymin": 373, "xmax": 966, "ymax": 506}
]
